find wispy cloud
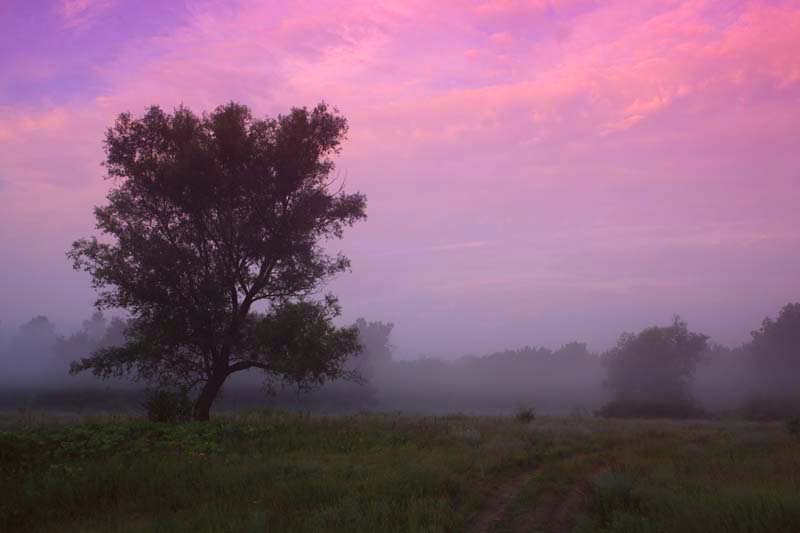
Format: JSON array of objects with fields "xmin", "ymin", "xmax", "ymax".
[
  {"xmin": 56, "ymin": 0, "xmax": 115, "ymax": 30},
  {"xmin": 373, "ymin": 241, "xmax": 494, "ymax": 257},
  {"xmin": 2, "ymin": 0, "xmax": 800, "ymax": 350}
]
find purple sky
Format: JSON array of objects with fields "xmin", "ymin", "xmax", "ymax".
[{"xmin": 1, "ymin": 0, "xmax": 799, "ymax": 357}]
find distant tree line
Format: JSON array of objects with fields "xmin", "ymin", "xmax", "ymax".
[
  {"xmin": 259, "ymin": 303, "xmax": 800, "ymax": 419},
  {"xmin": 1, "ymin": 302, "xmax": 799, "ymax": 419}
]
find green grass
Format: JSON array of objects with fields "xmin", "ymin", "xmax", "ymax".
[
  {"xmin": 576, "ymin": 420, "xmax": 800, "ymax": 533},
  {"xmin": 1, "ymin": 412, "xmax": 799, "ymax": 532},
  {"xmin": 0, "ymin": 411, "xmax": 537, "ymax": 532}
]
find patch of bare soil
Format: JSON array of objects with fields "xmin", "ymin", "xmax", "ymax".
[
  {"xmin": 517, "ymin": 467, "xmax": 606, "ymax": 533},
  {"xmin": 471, "ymin": 466, "xmax": 606, "ymax": 533},
  {"xmin": 546, "ymin": 472, "xmax": 599, "ymax": 532},
  {"xmin": 468, "ymin": 469, "xmax": 537, "ymax": 533}
]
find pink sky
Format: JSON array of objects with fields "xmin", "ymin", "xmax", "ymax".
[{"xmin": 1, "ymin": 0, "xmax": 799, "ymax": 356}]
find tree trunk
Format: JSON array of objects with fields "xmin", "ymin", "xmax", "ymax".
[{"xmin": 193, "ymin": 373, "xmax": 226, "ymax": 421}]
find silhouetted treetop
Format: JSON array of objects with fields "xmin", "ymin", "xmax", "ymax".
[
  {"xmin": 68, "ymin": 101, "xmax": 367, "ymax": 420},
  {"xmin": 602, "ymin": 317, "xmax": 708, "ymax": 414},
  {"xmin": 751, "ymin": 302, "xmax": 800, "ymax": 391}
]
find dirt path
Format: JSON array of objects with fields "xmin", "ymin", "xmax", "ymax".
[
  {"xmin": 467, "ymin": 469, "xmax": 537, "ymax": 533},
  {"xmin": 540, "ymin": 471, "xmax": 601, "ymax": 533},
  {"xmin": 469, "ymin": 466, "xmax": 606, "ymax": 533}
]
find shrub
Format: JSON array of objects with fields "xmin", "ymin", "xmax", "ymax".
[
  {"xmin": 450, "ymin": 426, "xmax": 482, "ymax": 447},
  {"xmin": 0, "ymin": 433, "xmax": 30, "ymax": 476},
  {"xmin": 514, "ymin": 405, "xmax": 536, "ymax": 423},
  {"xmin": 590, "ymin": 470, "xmax": 639, "ymax": 525},
  {"xmin": 596, "ymin": 400, "xmax": 705, "ymax": 419},
  {"xmin": 143, "ymin": 388, "xmax": 192, "ymax": 423},
  {"xmin": 736, "ymin": 394, "xmax": 800, "ymax": 421},
  {"xmin": 786, "ymin": 417, "xmax": 800, "ymax": 437},
  {"xmin": 570, "ymin": 405, "xmax": 590, "ymax": 418}
]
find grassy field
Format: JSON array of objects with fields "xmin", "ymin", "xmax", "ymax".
[{"xmin": 1, "ymin": 411, "xmax": 799, "ymax": 532}]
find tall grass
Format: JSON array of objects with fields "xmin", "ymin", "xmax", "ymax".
[{"xmin": 1, "ymin": 413, "xmax": 799, "ymax": 532}]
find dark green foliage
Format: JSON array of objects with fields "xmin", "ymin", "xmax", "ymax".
[
  {"xmin": 602, "ymin": 317, "xmax": 708, "ymax": 418},
  {"xmin": 575, "ymin": 422, "xmax": 800, "ymax": 533},
  {"xmin": 514, "ymin": 405, "xmax": 536, "ymax": 423},
  {"xmin": 67, "ymin": 101, "xmax": 367, "ymax": 420},
  {"xmin": 584, "ymin": 469, "xmax": 800, "ymax": 533},
  {"xmin": 144, "ymin": 388, "xmax": 192, "ymax": 423},
  {"xmin": 0, "ymin": 414, "xmax": 496, "ymax": 532},
  {"xmin": 786, "ymin": 417, "xmax": 800, "ymax": 437},
  {"xmin": 0, "ymin": 432, "xmax": 28, "ymax": 477},
  {"xmin": 736, "ymin": 394, "xmax": 800, "ymax": 421},
  {"xmin": 279, "ymin": 318, "xmax": 394, "ymax": 410},
  {"xmin": 751, "ymin": 303, "xmax": 800, "ymax": 396},
  {"xmin": 589, "ymin": 470, "xmax": 640, "ymax": 526},
  {"xmin": 596, "ymin": 400, "xmax": 705, "ymax": 419},
  {"xmin": 53, "ymin": 313, "xmax": 128, "ymax": 385},
  {"xmin": 252, "ymin": 297, "xmax": 362, "ymax": 390},
  {"xmin": 3, "ymin": 415, "xmax": 800, "ymax": 532}
]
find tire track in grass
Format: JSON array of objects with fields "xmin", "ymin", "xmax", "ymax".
[
  {"xmin": 468, "ymin": 468, "xmax": 539, "ymax": 533},
  {"xmin": 520, "ymin": 466, "xmax": 607, "ymax": 533},
  {"xmin": 470, "ymin": 459, "xmax": 606, "ymax": 533}
]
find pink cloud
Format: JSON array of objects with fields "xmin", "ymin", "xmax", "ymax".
[
  {"xmin": 2, "ymin": 0, "xmax": 800, "ymax": 351},
  {"xmin": 0, "ymin": 107, "xmax": 70, "ymax": 138},
  {"xmin": 56, "ymin": 0, "xmax": 116, "ymax": 30},
  {"xmin": 473, "ymin": 0, "xmax": 597, "ymax": 18}
]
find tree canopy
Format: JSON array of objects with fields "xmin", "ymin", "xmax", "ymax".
[
  {"xmin": 602, "ymin": 317, "xmax": 708, "ymax": 417},
  {"xmin": 353, "ymin": 319, "xmax": 394, "ymax": 377},
  {"xmin": 68, "ymin": 101, "xmax": 367, "ymax": 420},
  {"xmin": 751, "ymin": 302, "xmax": 800, "ymax": 394}
]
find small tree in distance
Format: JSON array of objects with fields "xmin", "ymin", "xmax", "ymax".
[
  {"xmin": 751, "ymin": 303, "xmax": 800, "ymax": 394},
  {"xmin": 601, "ymin": 317, "xmax": 708, "ymax": 418},
  {"xmin": 68, "ymin": 101, "xmax": 367, "ymax": 420},
  {"xmin": 740, "ymin": 302, "xmax": 800, "ymax": 418},
  {"xmin": 353, "ymin": 318, "xmax": 394, "ymax": 378}
]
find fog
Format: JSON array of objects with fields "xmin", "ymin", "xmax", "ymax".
[{"xmin": 2, "ymin": 306, "xmax": 798, "ymax": 419}]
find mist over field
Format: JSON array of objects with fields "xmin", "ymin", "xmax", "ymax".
[{"xmin": 1, "ymin": 307, "xmax": 796, "ymax": 421}]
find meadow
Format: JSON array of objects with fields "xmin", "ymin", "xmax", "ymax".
[{"xmin": 1, "ymin": 411, "xmax": 799, "ymax": 532}]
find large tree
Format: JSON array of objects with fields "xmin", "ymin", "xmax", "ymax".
[{"xmin": 69, "ymin": 102, "xmax": 367, "ymax": 420}]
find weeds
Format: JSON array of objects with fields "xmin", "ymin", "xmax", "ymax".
[
  {"xmin": 514, "ymin": 405, "xmax": 536, "ymax": 423},
  {"xmin": 143, "ymin": 388, "xmax": 193, "ymax": 423},
  {"xmin": 1, "ymin": 414, "xmax": 799, "ymax": 532},
  {"xmin": 785, "ymin": 417, "xmax": 800, "ymax": 437}
]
